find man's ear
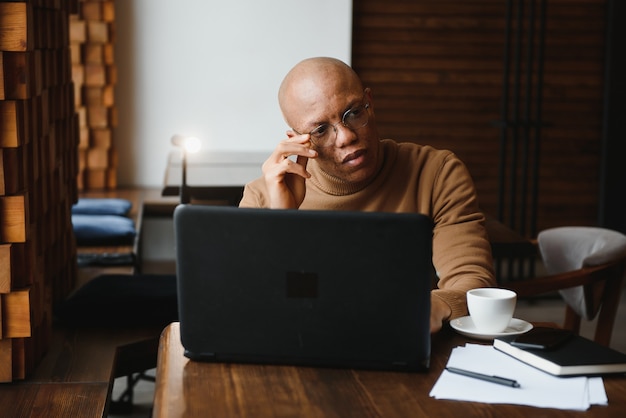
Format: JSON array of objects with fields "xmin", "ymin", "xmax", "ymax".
[{"xmin": 364, "ymin": 87, "xmax": 374, "ymax": 112}]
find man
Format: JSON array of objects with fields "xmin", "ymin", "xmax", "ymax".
[{"xmin": 240, "ymin": 57, "xmax": 496, "ymax": 333}]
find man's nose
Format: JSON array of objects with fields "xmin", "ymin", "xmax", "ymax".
[{"xmin": 333, "ymin": 123, "xmax": 357, "ymax": 147}]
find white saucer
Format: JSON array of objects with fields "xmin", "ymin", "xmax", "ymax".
[{"xmin": 450, "ymin": 316, "xmax": 533, "ymax": 341}]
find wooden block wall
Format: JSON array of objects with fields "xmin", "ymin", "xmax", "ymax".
[
  {"xmin": 0, "ymin": 0, "xmax": 79, "ymax": 382},
  {"xmin": 71, "ymin": 0, "xmax": 117, "ymax": 190}
]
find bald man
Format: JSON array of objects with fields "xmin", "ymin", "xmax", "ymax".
[{"xmin": 240, "ymin": 57, "xmax": 496, "ymax": 333}]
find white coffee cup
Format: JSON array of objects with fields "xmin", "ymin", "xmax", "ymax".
[{"xmin": 467, "ymin": 288, "xmax": 517, "ymax": 334}]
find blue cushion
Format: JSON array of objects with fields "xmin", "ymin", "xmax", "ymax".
[
  {"xmin": 72, "ymin": 198, "xmax": 132, "ymax": 216},
  {"xmin": 72, "ymin": 214, "xmax": 137, "ymax": 246},
  {"xmin": 55, "ymin": 274, "xmax": 178, "ymax": 328}
]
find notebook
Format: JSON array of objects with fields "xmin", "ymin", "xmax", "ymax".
[
  {"xmin": 494, "ymin": 328, "xmax": 626, "ymax": 376},
  {"xmin": 173, "ymin": 205, "xmax": 434, "ymax": 372}
]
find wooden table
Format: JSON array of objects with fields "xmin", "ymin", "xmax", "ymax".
[{"xmin": 153, "ymin": 322, "xmax": 626, "ymax": 417}]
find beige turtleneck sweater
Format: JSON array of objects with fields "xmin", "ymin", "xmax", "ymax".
[{"xmin": 239, "ymin": 139, "xmax": 496, "ymax": 319}]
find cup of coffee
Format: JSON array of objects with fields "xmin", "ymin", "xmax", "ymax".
[{"xmin": 466, "ymin": 288, "xmax": 517, "ymax": 334}]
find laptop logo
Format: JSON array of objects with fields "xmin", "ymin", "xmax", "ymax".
[{"xmin": 286, "ymin": 271, "xmax": 318, "ymax": 298}]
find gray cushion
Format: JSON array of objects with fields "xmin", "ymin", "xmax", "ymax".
[{"xmin": 538, "ymin": 226, "xmax": 626, "ymax": 319}]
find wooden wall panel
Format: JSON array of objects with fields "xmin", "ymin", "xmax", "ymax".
[
  {"xmin": 352, "ymin": 0, "xmax": 607, "ymax": 236},
  {"xmin": 0, "ymin": 0, "xmax": 79, "ymax": 382},
  {"xmin": 71, "ymin": 0, "xmax": 117, "ymax": 190}
]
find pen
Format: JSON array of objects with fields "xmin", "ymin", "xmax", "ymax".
[{"xmin": 445, "ymin": 367, "xmax": 521, "ymax": 388}]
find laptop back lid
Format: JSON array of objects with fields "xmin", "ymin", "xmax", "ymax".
[{"xmin": 174, "ymin": 205, "xmax": 433, "ymax": 372}]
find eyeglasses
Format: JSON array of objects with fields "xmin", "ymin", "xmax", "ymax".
[{"xmin": 293, "ymin": 100, "xmax": 371, "ymax": 148}]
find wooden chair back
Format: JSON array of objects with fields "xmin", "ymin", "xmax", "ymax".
[{"xmin": 505, "ymin": 256, "xmax": 626, "ymax": 346}]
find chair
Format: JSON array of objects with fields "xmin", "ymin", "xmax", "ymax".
[{"xmin": 504, "ymin": 226, "xmax": 626, "ymax": 346}]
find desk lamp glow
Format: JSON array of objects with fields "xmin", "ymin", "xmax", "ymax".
[{"xmin": 171, "ymin": 135, "xmax": 201, "ymax": 204}]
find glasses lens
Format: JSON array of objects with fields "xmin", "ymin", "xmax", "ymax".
[
  {"xmin": 309, "ymin": 102, "xmax": 370, "ymax": 147},
  {"xmin": 310, "ymin": 125, "xmax": 333, "ymax": 147},
  {"xmin": 344, "ymin": 104, "xmax": 370, "ymax": 130}
]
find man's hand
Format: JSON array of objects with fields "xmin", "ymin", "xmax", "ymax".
[
  {"xmin": 262, "ymin": 131, "xmax": 317, "ymax": 209},
  {"xmin": 430, "ymin": 293, "xmax": 452, "ymax": 333}
]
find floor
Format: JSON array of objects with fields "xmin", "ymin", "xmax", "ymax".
[
  {"xmin": 108, "ymin": 282, "xmax": 626, "ymax": 418},
  {"xmin": 110, "ymin": 371, "xmax": 156, "ymax": 417}
]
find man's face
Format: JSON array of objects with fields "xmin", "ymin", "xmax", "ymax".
[{"xmin": 288, "ymin": 86, "xmax": 381, "ymax": 184}]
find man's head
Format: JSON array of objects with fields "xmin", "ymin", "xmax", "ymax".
[{"xmin": 278, "ymin": 57, "xmax": 381, "ymax": 184}]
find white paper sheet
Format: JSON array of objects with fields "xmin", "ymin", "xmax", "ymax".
[{"xmin": 429, "ymin": 344, "xmax": 607, "ymax": 411}]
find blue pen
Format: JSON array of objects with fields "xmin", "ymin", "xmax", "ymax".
[{"xmin": 446, "ymin": 367, "xmax": 521, "ymax": 388}]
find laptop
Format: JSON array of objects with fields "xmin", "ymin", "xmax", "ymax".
[{"xmin": 173, "ymin": 205, "xmax": 434, "ymax": 372}]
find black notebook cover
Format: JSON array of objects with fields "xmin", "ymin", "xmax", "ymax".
[{"xmin": 494, "ymin": 330, "xmax": 626, "ymax": 376}]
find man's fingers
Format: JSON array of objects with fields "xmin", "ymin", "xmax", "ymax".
[
  {"xmin": 295, "ymin": 155, "xmax": 310, "ymax": 175},
  {"xmin": 282, "ymin": 157, "xmax": 310, "ymax": 179}
]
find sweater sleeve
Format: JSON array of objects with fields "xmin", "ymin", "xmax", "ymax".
[
  {"xmin": 239, "ymin": 178, "xmax": 267, "ymax": 208},
  {"xmin": 429, "ymin": 153, "xmax": 496, "ymax": 319}
]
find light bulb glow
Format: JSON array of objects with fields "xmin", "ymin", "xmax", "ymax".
[
  {"xmin": 171, "ymin": 134, "xmax": 202, "ymax": 154},
  {"xmin": 183, "ymin": 136, "xmax": 201, "ymax": 154}
]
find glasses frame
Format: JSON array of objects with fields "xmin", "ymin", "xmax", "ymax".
[{"xmin": 292, "ymin": 92, "xmax": 371, "ymax": 148}]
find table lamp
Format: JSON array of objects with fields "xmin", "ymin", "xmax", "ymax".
[{"xmin": 171, "ymin": 135, "xmax": 201, "ymax": 204}]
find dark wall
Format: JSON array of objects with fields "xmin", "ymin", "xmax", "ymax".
[
  {"xmin": 352, "ymin": 0, "xmax": 609, "ymax": 237},
  {"xmin": 599, "ymin": 0, "xmax": 626, "ymax": 234}
]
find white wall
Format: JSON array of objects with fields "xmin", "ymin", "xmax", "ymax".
[{"xmin": 114, "ymin": 0, "xmax": 352, "ymax": 187}]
